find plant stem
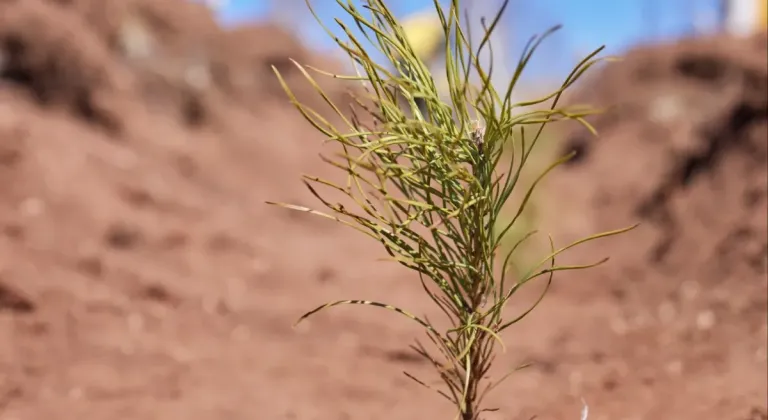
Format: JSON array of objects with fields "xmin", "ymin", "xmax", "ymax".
[{"xmin": 462, "ymin": 342, "xmax": 485, "ymax": 420}]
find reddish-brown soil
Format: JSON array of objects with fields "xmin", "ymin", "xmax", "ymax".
[
  {"xmin": 534, "ymin": 31, "xmax": 768, "ymax": 420},
  {"xmin": 0, "ymin": 1, "xmax": 765, "ymax": 419}
]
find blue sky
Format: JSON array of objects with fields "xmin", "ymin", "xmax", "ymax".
[{"xmin": 214, "ymin": 0, "xmax": 723, "ymax": 82}]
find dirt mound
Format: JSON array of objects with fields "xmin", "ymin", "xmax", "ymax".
[
  {"xmin": 0, "ymin": 0, "xmax": 344, "ymax": 132},
  {"xmin": 0, "ymin": 1, "xmax": 405, "ymax": 420},
  {"xmin": 532, "ymin": 32, "xmax": 767, "ymax": 418},
  {"xmin": 554, "ymin": 31, "xmax": 767, "ymax": 291}
]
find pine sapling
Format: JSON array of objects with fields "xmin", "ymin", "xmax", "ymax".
[{"xmin": 268, "ymin": 0, "xmax": 636, "ymax": 418}]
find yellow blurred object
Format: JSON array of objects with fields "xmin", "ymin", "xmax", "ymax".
[
  {"xmin": 758, "ymin": 0, "xmax": 767, "ymax": 30},
  {"xmin": 396, "ymin": 9, "xmax": 454, "ymax": 112},
  {"xmin": 398, "ymin": 9, "xmax": 445, "ymax": 62}
]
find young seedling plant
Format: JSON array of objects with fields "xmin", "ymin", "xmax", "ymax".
[{"xmin": 268, "ymin": 0, "xmax": 636, "ymax": 418}]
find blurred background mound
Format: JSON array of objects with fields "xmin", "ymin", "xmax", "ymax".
[
  {"xmin": 537, "ymin": 30, "xmax": 767, "ymax": 418},
  {"xmin": 0, "ymin": 0, "xmax": 345, "ymax": 130},
  {"xmin": 0, "ymin": 0, "xmax": 765, "ymax": 419},
  {"xmin": 554, "ymin": 31, "xmax": 767, "ymax": 271}
]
